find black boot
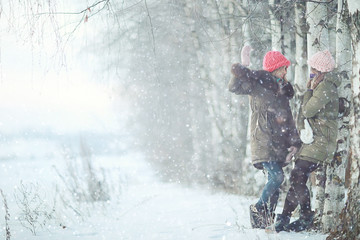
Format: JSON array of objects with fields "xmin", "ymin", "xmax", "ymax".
[
  {"xmin": 249, "ymin": 205, "xmax": 267, "ymax": 229},
  {"xmin": 286, "ymin": 211, "xmax": 315, "ymax": 232},
  {"xmin": 275, "ymin": 214, "xmax": 290, "ymax": 232}
]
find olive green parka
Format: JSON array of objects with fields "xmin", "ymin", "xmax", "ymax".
[
  {"xmin": 229, "ymin": 64, "xmax": 302, "ymax": 169},
  {"xmin": 296, "ymin": 72, "xmax": 340, "ymax": 164}
]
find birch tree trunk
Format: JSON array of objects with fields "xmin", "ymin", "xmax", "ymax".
[
  {"xmin": 289, "ymin": 1, "xmax": 308, "ymax": 207},
  {"xmin": 328, "ymin": 0, "xmax": 338, "ymax": 56},
  {"xmin": 340, "ymin": 37, "xmax": 360, "ymax": 237},
  {"xmin": 283, "ymin": 2, "xmax": 295, "ymax": 84},
  {"xmin": 329, "ymin": 3, "xmax": 360, "ymax": 239},
  {"xmin": 322, "ymin": 0, "xmax": 352, "ymax": 233},
  {"xmin": 269, "ymin": 0, "xmax": 282, "ymax": 51},
  {"xmin": 307, "ymin": 1, "xmax": 330, "ymax": 54},
  {"xmin": 328, "ymin": 1, "xmax": 360, "ymax": 238},
  {"xmin": 306, "ymin": 0, "xmax": 330, "ymax": 228},
  {"xmin": 294, "ymin": 1, "xmax": 308, "ymax": 106}
]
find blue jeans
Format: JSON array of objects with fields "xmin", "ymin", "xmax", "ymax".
[{"xmin": 256, "ymin": 161, "xmax": 284, "ymax": 213}]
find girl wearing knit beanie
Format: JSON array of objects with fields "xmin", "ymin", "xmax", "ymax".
[
  {"xmin": 275, "ymin": 50, "xmax": 340, "ymax": 233},
  {"xmin": 229, "ymin": 48, "xmax": 301, "ymax": 229},
  {"xmin": 263, "ymin": 51, "xmax": 291, "ymax": 81}
]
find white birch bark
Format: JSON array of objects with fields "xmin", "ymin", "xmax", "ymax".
[
  {"xmin": 242, "ymin": 0, "xmax": 251, "ymax": 50},
  {"xmin": 322, "ymin": 0, "xmax": 352, "ymax": 232},
  {"xmin": 269, "ymin": 0, "xmax": 282, "ymax": 51},
  {"xmin": 283, "ymin": 7, "xmax": 295, "ymax": 85},
  {"xmin": 328, "ymin": 0, "xmax": 338, "ymax": 56},
  {"xmin": 337, "ymin": 1, "xmax": 360, "ymax": 237},
  {"xmin": 294, "ymin": 1, "xmax": 308, "ymax": 107},
  {"xmin": 306, "ymin": 0, "xmax": 330, "ymax": 229},
  {"xmin": 307, "ymin": 1, "xmax": 330, "ymax": 54},
  {"xmin": 328, "ymin": 2, "xmax": 360, "ymax": 238}
]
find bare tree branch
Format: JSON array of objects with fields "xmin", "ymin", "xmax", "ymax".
[
  {"xmin": 144, "ymin": 0, "xmax": 156, "ymax": 55},
  {"xmin": 35, "ymin": 0, "xmax": 110, "ymax": 16}
]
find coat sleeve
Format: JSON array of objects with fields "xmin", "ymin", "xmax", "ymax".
[
  {"xmin": 229, "ymin": 64, "xmax": 280, "ymax": 96},
  {"xmin": 297, "ymin": 107, "xmax": 305, "ymax": 130},
  {"xmin": 228, "ymin": 76, "xmax": 254, "ymax": 95},
  {"xmin": 280, "ymin": 82, "xmax": 294, "ymax": 99},
  {"xmin": 228, "ymin": 64, "xmax": 255, "ymax": 95},
  {"xmin": 302, "ymin": 83, "xmax": 332, "ymax": 118}
]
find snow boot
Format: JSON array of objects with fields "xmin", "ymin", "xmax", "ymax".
[
  {"xmin": 249, "ymin": 204, "xmax": 267, "ymax": 229},
  {"xmin": 274, "ymin": 214, "xmax": 290, "ymax": 232},
  {"xmin": 286, "ymin": 211, "xmax": 315, "ymax": 232}
]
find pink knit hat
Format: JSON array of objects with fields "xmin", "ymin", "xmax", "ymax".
[
  {"xmin": 263, "ymin": 51, "xmax": 291, "ymax": 72},
  {"xmin": 308, "ymin": 50, "xmax": 335, "ymax": 72}
]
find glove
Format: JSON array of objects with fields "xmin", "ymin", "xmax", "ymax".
[{"xmin": 241, "ymin": 45, "xmax": 252, "ymax": 67}]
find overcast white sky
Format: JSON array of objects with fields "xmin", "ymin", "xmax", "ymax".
[{"xmin": 0, "ymin": 3, "xmax": 122, "ymax": 135}]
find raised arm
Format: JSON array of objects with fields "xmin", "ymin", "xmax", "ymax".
[
  {"xmin": 229, "ymin": 64, "xmax": 279, "ymax": 95},
  {"xmin": 228, "ymin": 63, "xmax": 254, "ymax": 94}
]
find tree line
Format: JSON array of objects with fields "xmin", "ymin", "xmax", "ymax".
[{"xmin": 2, "ymin": 0, "xmax": 360, "ymax": 239}]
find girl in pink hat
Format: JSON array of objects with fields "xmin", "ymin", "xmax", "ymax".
[
  {"xmin": 275, "ymin": 50, "xmax": 340, "ymax": 232},
  {"xmin": 229, "ymin": 48, "xmax": 301, "ymax": 229}
]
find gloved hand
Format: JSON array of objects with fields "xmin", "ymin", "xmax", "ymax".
[{"xmin": 241, "ymin": 45, "xmax": 253, "ymax": 67}]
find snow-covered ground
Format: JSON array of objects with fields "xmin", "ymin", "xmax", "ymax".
[{"xmin": 0, "ymin": 135, "xmax": 328, "ymax": 240}]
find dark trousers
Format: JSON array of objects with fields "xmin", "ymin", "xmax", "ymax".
[{"xmin": 282, "ymin": 159, "xmax": 320, "ymax": 217}]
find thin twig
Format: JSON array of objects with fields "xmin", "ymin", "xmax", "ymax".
[
  {"xmin": 112, "ymin": 0, "xmax": 144, "ymax": 15},
  {"xmin": 144, "ymin": 0, "xmax": 156, "ymax": 55},
  {"xmin": 35, "ymin": 0, "xmax": 109, "ymax": 16},
  {"xmin": 193, "ymin": 4, "xmax": 221, "ymax": 56}
]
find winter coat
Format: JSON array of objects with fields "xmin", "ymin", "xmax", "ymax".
[
  {"xmin": 296, "ymin": 72, "xmax": 340, "ymax": 165},
  {"xmin": 229, "ymin": 64, "xmax": 302, "ymax": 169}
]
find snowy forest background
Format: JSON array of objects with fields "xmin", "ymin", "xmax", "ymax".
[{"xmin": 1, "ymin": 0, "xmax": 360, "ymax": 239}]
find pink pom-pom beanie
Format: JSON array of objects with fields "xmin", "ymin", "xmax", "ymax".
[
  {"xmin": 262, "ymin": 51, "xmax": 291, "ymax": 72},
  {"xmin": 308, "ymin": 50, "xmax": 335, "ymax": 73}
]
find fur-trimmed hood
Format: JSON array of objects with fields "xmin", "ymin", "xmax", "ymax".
[{"xmin": 229, "ymin": 63, "xmax": 294, "ymax": 99}]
